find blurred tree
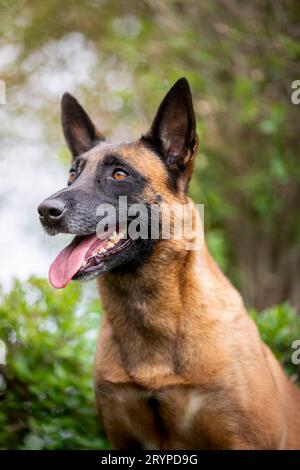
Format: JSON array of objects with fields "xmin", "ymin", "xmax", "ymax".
[{"xmin": 0, "ymin": 0, "xmax": 299, "ymax": 311}]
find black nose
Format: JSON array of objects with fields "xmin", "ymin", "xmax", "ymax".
[{"xmin": 38, "ymin": 198, "xmax": 66, "ymax": 222}]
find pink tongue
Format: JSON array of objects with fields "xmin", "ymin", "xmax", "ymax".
[{"xmin": 49, "ymin": 234, "xmax": 99, "ymax": 289}]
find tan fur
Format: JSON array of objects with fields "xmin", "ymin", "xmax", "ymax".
[{"xmin": 92, "ymin": 140, "xmax": 300, "ymax": 450}]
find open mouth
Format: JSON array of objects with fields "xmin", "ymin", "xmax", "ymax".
[{"xmin": 49, "ymin": 229, "xmax": 134, "ymax": 289}]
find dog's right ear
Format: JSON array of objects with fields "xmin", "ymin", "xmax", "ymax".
[{"xmin": 61, "ymin": 93, "xmax": 104, "ymax": 159}]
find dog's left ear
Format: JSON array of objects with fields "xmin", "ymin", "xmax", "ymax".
[
  {"xmin": 61, "ymin": 93, "xmax": 105, "ymax": 160},
  {"xmin": 143, "ymin": 78, "xmax": 198, "ymax": 189}
]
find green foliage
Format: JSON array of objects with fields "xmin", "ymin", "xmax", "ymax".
[
  {"xmin": 251, "ymin": 303, "xmax": 300, "ymax": 382},
  {"xmin": 0, "ymin": 278, "xmax": 108, "ymax": 450}
]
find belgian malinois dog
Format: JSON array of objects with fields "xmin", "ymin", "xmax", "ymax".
[{"xmin": 38, "ymin": 78, "xmax": 300, "ymax": 449}]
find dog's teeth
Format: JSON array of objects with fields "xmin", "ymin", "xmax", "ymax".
[
  {"xmin": 106, "ymin": 241, "xmax": 114, "ymax": 249},
  {"xmin": 110, "ymin": 231, "xmax": 119, "ymax": 243},
  {"xmin": 82, "ymin": 260, "xmax": 87, "ymax": 267},
  {"xmin": 99, "ymin": 247, "xmax": 106, "ymax": 254},
  {"xmin": 92, "ymin": 251, "xmax": 97, "ymax": 257},
  {"xmin": 119, "ymin": 231, "xmax": 125, "ymax": 239}
]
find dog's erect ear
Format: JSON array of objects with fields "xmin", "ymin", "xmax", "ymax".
[
  {"xmin": 61, "ymin": 93, "xmax": 104, "ymax": 159},
  {"xmin": 143, "ymin": 78, "xmax": 198, "ymax": 187}
]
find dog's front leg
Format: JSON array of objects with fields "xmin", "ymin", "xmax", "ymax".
[{"xmin": 95, "ymin": 380, "xmax": 163, "ymax": 450}]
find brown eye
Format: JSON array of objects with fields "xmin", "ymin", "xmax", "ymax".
[
  {"xmin": 112, "ymin": 169, "xmax": 128, "ymax": 181},
  {"xmin": 68, "ymin": 169, "xmax": 76, "ymax": 185}
]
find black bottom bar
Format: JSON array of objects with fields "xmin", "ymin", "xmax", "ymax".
[{"xmin": 0, "ymin": 450, "xmax": 299, "ymax": 467}]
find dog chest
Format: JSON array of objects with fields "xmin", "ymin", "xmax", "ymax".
[{"xmin": 96, "ymin": 380, "xmax": 233, "ymax": 450}]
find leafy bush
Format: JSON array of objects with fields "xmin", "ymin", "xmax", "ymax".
[
  {"xmin": 251, "ymin": 303, "xmax": 300, "ymax": 383},
  {"xmin": 0, "ymin": 278, "xmax": 299, "ymax": 449},
  {"xmin": 0, "ymin": 278, "xmax": 108, "ymax": 450}
]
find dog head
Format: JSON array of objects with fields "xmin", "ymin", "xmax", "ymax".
[{"xmin": 38, "ymin": 78, "xmax": 198, "ymax": 288}]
